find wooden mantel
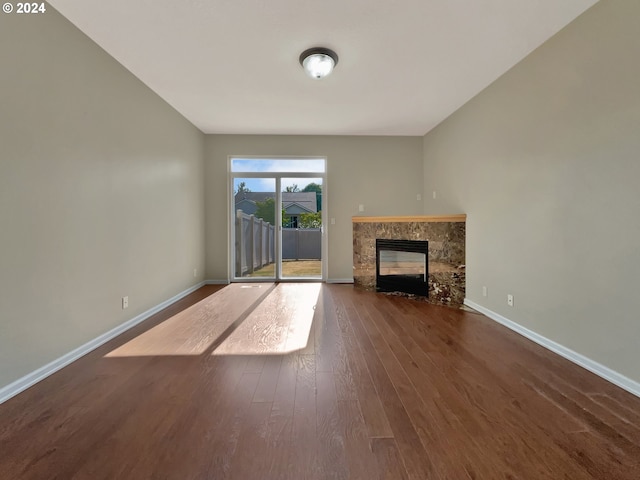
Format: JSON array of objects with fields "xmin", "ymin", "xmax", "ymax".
[{"xmin": 352, "ymin": 214, "xmax": 466, "ymax": 223}]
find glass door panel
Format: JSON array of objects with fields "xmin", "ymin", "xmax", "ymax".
[
  {"xmin": 233, "ymin": 178, "xmax": 276, "ymax": 279},
  {"xmin": 280, "ymin": 178, "xmax": 323, "ymax": 279}
]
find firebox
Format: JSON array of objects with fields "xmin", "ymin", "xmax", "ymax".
[{"xmin": 376, "ymin": 239, "xmax": 429, "ymax": 297}]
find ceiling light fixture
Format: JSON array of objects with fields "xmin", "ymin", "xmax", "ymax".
[{"xmin": 299, "ymin": 47, "xmax": 339, "ymax": 79}]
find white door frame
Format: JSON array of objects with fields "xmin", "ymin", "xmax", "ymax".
[{"xmin": 228, "ymin": 157, "xmax": 327, "ymax": 282}]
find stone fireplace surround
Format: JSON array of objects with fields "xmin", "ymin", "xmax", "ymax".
[{"xmin": 352, "ymin": 215, "xmax": 466, "ymax": 306}]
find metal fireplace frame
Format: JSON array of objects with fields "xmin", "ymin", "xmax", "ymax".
[{"xmin": 375, "ymin": 239, "xmax": 429, "ymax": 297}]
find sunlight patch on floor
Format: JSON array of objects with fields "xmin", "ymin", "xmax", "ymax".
[
  {"xmin": 104, "ymin": 284, "xmax": 272, "ymax": 357},
  {"xmin": 212, "ymin": 283, "xmax": 321, "ymax": 355}
]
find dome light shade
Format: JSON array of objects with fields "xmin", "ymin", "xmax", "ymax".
[{"xmin": 299, "ymin": 47, "xmax": 339, "ymax": 79}]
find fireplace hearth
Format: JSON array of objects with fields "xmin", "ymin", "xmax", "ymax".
[{"xmin": 376, "ymin": 239, "xmax": 429, "ymax": 296}]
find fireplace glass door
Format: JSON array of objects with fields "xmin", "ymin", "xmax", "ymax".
[
  {"xmin": 378, "ymin": 250, "xmax": 426, "ymax": 280},
  {"xmin": 376, "ymin": 239, "xmax": 429, "ymax": 296}
]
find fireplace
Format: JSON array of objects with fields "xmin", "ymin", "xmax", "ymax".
[
  {"xmin": 376, "ymin": 239, "xmax": 429, "ymax": 297},
  {"xmin": 353, "ymin": 215, "xmax": 465, "ymax": 306}
]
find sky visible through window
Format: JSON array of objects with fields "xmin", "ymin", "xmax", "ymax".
[
  {"xmin": 232, "ymin": 158, "xmax": 324, "ymax": 193},
  {"xmin": 234, "ymin": 177, "xmax": 322, "ymax": 193}
]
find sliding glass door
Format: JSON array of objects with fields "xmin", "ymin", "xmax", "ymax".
[{"xmin": 230, "ymin": 158, "xmax": 326, "ymax": 282}]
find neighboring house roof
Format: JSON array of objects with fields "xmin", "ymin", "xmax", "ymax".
[
  {"xmin": 235, "ymin": 199, "xmax": 258, "ymax": 215},
  {"xmin": 235, "ymin": 192, "xmax": 317, "ymax": 213},
  {"xmin": 235, "ymin": 192, "xmax": 274, "ymax": 204},
  {"xmin": 283, "ymin": 202, "xmax": 315, "ymax": 215}
]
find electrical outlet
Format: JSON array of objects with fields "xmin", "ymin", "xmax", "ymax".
[
  {"xmin": 482, "ymin": 286, "xmax": 488, "ymax": 297},
  {"xmin": 432, "ymin": 191, "xmax": 437, "ymax": 199},
  {"xmin": 416, "ymin": 193, "xmax": 422, "ymax": 201},
  {"xmin": 358, "ymin": 204, "xmax": 364, "ymax": 212},
  {"xmin": 193, "ymin": 268, "xmax": 197, "ymax": 277},
  {"xmin": 507, "ymin": 294, "xmax": 514, "ymax": 307},
  {"xmin": 122, "ymin": 296, "xmax": 129, "ymax": 309},
  {"xmin": 330, "ymin": 218, "xmax": 335, "ymax": 225}
]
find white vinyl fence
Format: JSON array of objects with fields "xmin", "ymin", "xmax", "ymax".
[
  {"xmin": 235, "ymin": 211, "xmax": 275, "ymax": 275},
  {"xmin": 282, "ymin": 228, "xmax": 321, "ymax": 260},
  {"xmin": 235, "ymin": 210, "xmax": 322, "ymax": 276}
]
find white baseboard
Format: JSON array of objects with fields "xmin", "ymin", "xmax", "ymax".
[
  {"xmin": 0, "ymin": 282, "xmax": 207, "ymax": 405},
  {"xmin": 464, "ymin": 299, "xmax": 640, "ymax": 399},
  {"xmin": 205, "ymin": 279, "xmax": 230, "ymax": 285}
]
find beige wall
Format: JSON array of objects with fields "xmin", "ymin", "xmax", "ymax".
[
  {"xmin": 423, "ymin": 0, "xmax": 640, "ymax": 383},
  {"xmin": 204, "ymin": 135, "xmax": 423, "ymax": 281},
  {"xmin": 0, "ymin": 9, "xmax": 205, "ymax": 387}
]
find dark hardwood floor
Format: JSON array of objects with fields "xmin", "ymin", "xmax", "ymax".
[{"xmin": 1, "ymin": 283, "xmax": 639, "ymax": 479}]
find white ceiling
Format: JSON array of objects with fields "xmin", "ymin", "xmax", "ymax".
[{"xmin": 49, "ymin": 0, "xmax": 598, "ymax": 136}]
